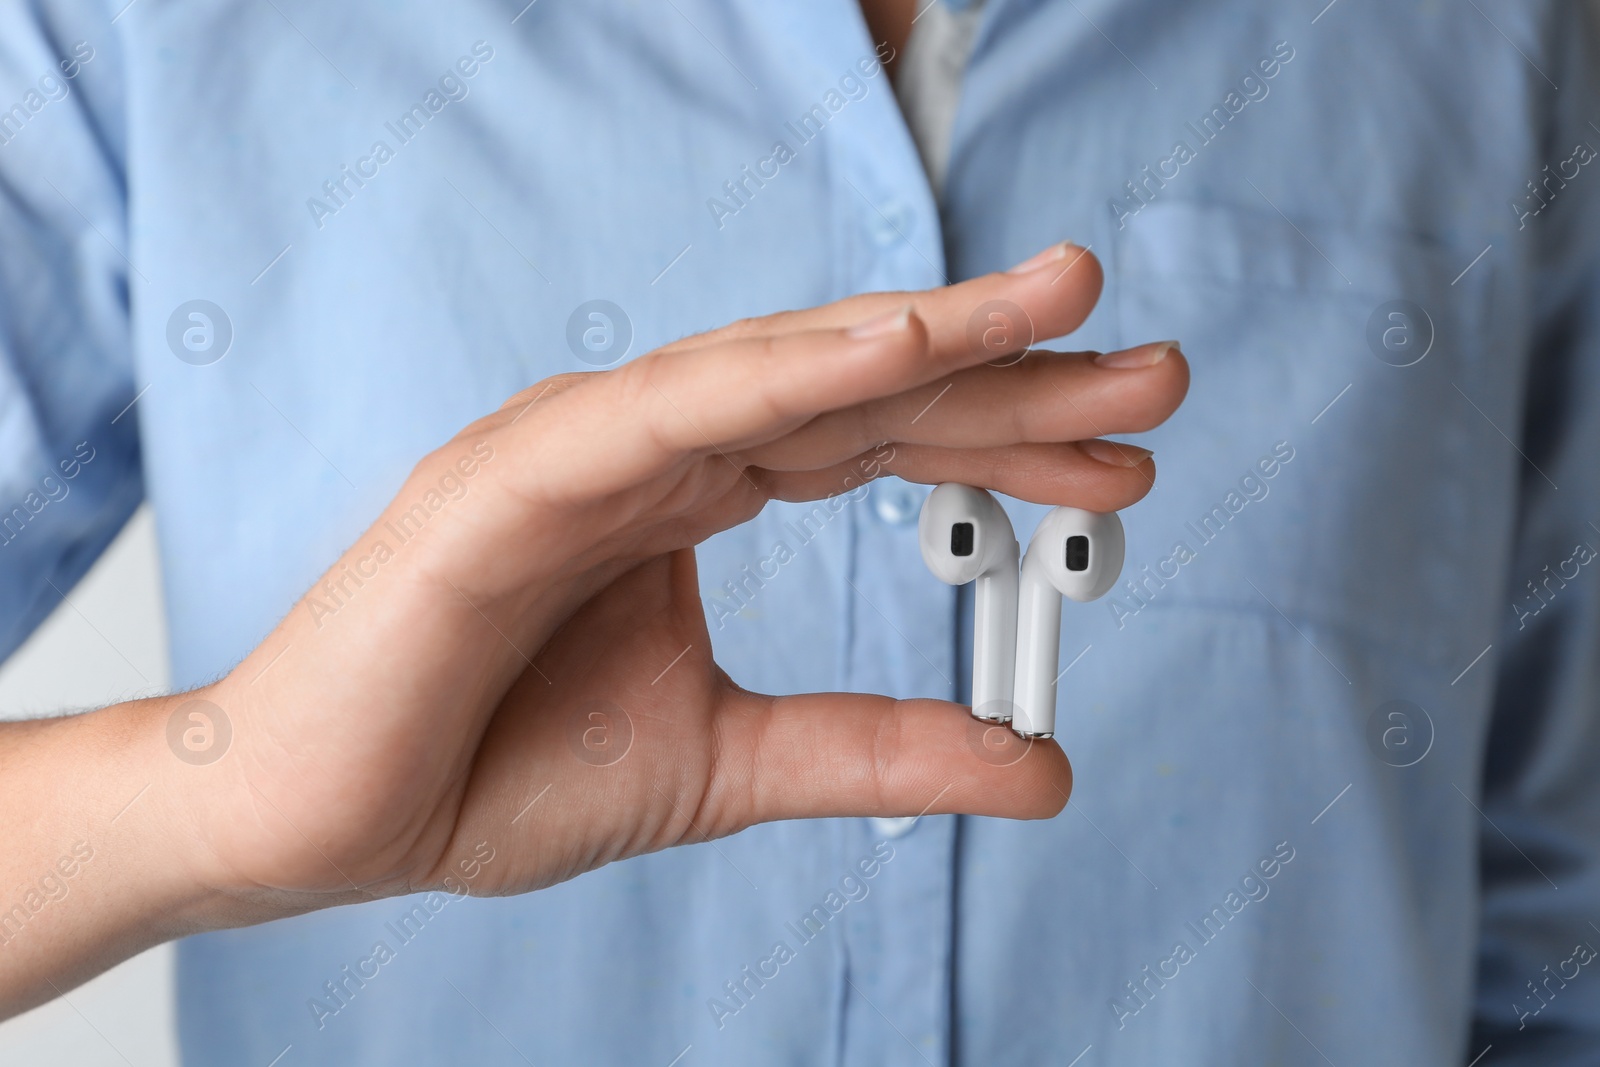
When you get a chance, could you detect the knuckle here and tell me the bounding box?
[696,687,761,837]
[727,312,777,337]
[690,312,785,349]
[497,372,589,412]
[866,704,902,809]
[617,355,691,455]
[745,335,800,424]
[1000,359,1062,441]
[851,396,883,452]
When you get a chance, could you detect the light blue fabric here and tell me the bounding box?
[4,0,1600,1063]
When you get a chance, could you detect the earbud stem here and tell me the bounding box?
[1012,564,1062,738]
[972,560,1019,721]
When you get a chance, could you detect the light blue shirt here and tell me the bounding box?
[5,1,1600,1063]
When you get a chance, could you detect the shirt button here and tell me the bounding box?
[872,480,922,526]
[869,200,914,246]
[870,817,919,839]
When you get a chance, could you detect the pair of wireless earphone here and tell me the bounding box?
[918,483,1125,739]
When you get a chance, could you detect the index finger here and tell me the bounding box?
[658,241,1104,368]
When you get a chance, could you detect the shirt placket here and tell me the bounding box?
[829,40,960,1066]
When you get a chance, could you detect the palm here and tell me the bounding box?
[439,546,731,895]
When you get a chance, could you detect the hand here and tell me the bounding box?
[0,243,1188,1012]
[178,242,1187,912]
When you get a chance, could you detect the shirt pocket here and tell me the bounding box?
[1111,198,1499,666]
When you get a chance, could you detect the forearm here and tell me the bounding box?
[0,694,227,1018]
[0,447,634,1023]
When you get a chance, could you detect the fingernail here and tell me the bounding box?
[1094,341,1178,369]
[1005,241,1076,274]
[848,305,912,338]
[1078,439,1153,468]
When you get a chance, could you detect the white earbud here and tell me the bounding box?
[1011,507,1125,739]
[918,484,1020,722]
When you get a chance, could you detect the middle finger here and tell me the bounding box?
[738,341,1187,472]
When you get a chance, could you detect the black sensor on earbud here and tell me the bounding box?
[951,522,975,557]
[1065,535,1089,572]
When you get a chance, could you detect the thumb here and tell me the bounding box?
[701,685,1073,832]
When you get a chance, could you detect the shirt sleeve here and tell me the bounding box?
[1468,6,1600,1061]
[0,0,142,664]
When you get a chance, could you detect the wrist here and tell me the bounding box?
[96,691,255,935]
[0,694,239,1014]
[143,680,382,929]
